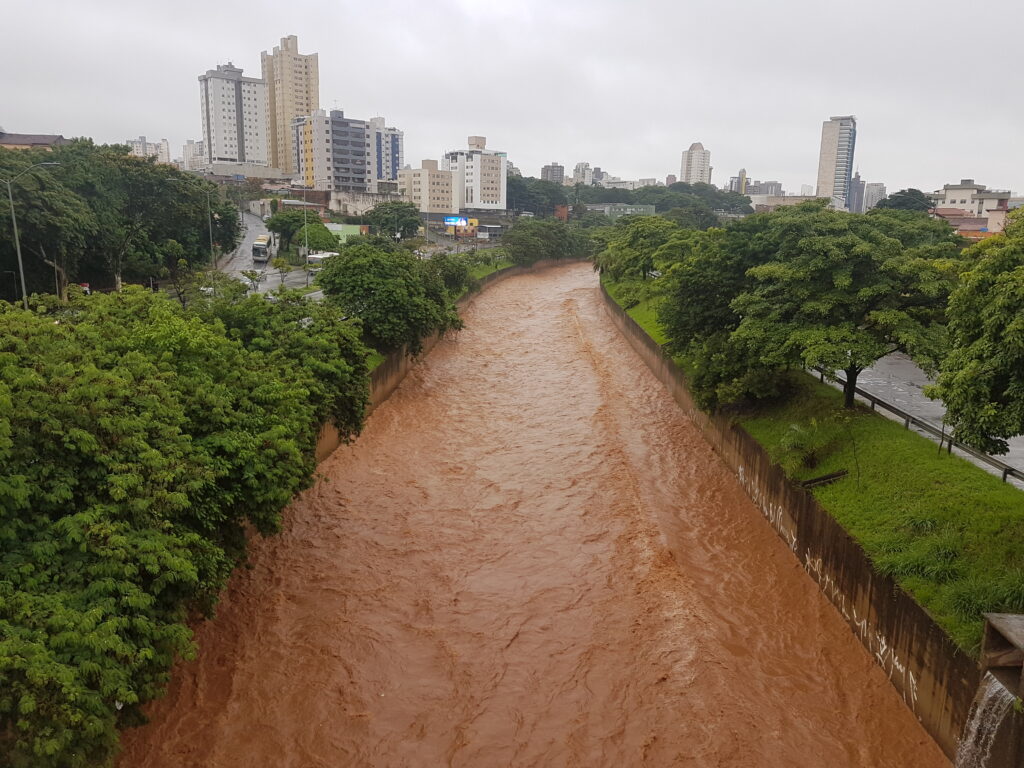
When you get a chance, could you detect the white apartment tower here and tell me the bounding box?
[398,159,456,214]
[262,35,319,175]
[680,142,712,184]
[443,136,508,211]
[198,64,268,167]
[181,139,206,171]
[572,162,594,186]
[367,117,404,193]
[863,182,887,211]
[815,115,857,208]
[127,136,171,164]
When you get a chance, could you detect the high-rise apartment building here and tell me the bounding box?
[815,115,857,208]
[293,109,369,193]
[198,63,268,167]
[262,35,319,175]
[680,142,712,184]
[800,184,815,197]
[572,162,593,186]
[666,174,677,186]
[127,136,171,164]
[541,162,565,184]
[180,139,206,171]
[863,182,887,211]
[367,117,404,193]
[847,171,866,213]
[443,136,507,211]
[398,159,456,214]
[728,168,748,194]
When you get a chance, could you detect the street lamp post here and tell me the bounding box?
[2,162,60,310]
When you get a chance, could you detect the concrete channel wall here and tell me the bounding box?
[597,282,981,762]
[315,260,580,462]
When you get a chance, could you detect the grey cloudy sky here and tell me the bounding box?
[3,0,1022,195]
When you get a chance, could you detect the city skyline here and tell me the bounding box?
[3,0,1023,196]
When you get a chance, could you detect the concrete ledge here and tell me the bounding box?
[598,280,979,761]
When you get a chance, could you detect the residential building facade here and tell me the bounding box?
[666,174,677,186]
[541,162,565,184]
[863,182,887,211]
[367,116,404,193]
[293,109,369,193]
[198,63,268,168]
[262,35,319,175]
[815,115,857,208]
[398,159,456,214]
[847,171,865,213]
[572,162,593,186]
[181,139,206,171]
[443,136,508,211]
[680,142,712,184]
[931,179,1011,217]
[127,135,171,164]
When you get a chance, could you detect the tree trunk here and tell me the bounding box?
[843,368,860,409]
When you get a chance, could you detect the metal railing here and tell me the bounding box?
[819,369,1024,484]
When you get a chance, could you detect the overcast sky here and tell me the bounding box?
[3,0,1022,195]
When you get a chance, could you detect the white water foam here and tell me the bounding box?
[956,672,1017,768]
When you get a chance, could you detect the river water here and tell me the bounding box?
[118,263,947,767]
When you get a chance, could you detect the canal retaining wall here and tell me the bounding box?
[597,282,981,762]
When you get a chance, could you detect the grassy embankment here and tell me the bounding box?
[603,278,1024,653]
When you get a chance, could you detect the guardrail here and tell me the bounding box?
[819,369,1024,484]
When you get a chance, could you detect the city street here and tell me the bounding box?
[223,211,319,293]
[848,353,1024,484]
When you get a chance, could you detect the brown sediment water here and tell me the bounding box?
[118,263,948,767]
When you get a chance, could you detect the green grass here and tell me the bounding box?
[469,258,513,281]
[603,277,1024,652]
[367,350,385,371]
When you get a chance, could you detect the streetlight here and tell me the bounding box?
[2,162,60,310]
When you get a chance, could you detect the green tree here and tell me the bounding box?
[502,218,591,265]
[365,201,420,240]
[931,211,1024,453]
[594,216,679,281]
[294,220,339,252]
[316,243,460,354]
[876,188,933,212]
[728,205,959,407]
[265,210,308,253]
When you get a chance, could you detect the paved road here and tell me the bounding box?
[223,212,318,293]
[849,353,1024,485]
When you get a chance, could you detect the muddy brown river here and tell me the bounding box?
[118,263,948,767]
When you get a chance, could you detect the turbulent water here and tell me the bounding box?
[956,672,1015,768]
[119,263,947,767]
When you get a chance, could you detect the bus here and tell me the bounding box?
[252,235,270,263]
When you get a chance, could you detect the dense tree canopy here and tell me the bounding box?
[316,242,461,355]
[876,188,934,212]
[932,211,1024,453]
[0,286,367,766]
[365,201,421,240]
[501,218,592,265]
[265,210,309,253]
[0,142,239,296]
[594,216,679,281]
[656,203,961,408]
[506,176,569,215]
[294,220,339,252]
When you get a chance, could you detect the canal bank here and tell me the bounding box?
[119,263,947,767]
